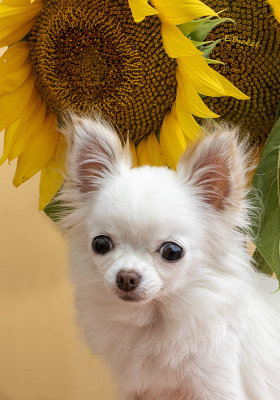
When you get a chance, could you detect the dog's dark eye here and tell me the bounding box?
[159,242,184,262]
[92,235,113,254]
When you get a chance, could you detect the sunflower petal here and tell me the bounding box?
[136,137,150,166]
[0,0,42,26]
[161,22,201,58]
[267,0,280,22]
[0,19,34,47]
[0,59,32,96]
[178,56,249,100]
[176,69,219,118]
[160,112,186,170]
[172,96,200,141]
[0,87,40,164]
[13,114,58,187]
[0,74,35,131]
[0,41,30,74]
[0,88,45,164]
[39,133,67,211]
[8,101,47,160]
[210,67,250,100]
[178,56,224,97]
[3,0,31,5]
[128,0,158,23]
[146,131,166,166]
[152,0,218,25]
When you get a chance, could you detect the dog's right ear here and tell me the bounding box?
[63,114,131,193]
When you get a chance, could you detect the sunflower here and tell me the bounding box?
[0,0,248,211]
[202,0,280,144]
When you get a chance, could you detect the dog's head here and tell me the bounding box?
[60,115,251,305]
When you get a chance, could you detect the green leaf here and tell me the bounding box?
[191,39,213,48]
[44,191,71,223]
[178,16,212,37]
[253,249,274,276]
[190,17,235,42]
[199,39,222,58]
[250,107,280,284]
[44,199,63,222]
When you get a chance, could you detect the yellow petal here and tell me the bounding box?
[0,19,34,47]
[0,88,45,164]
[176,69,219,118]
[178,56,249,100]
[146,132,166,166]
[0,0,42,26]
[0,59,32,96]
[173,92,200,141]
[210,67,250,100]
[136,137,150,166]
[0,41,30,74]
[8,100,46,160]
[13,114,58,187]
[152,0,218,25]
[178,56,224,97]
[39,133,67,211]
[267,0,280,22]
[130,142,138,167]
[0,73,35,131]
[3,0,31,5]
[161,22,201,58]
[160,112,186,170]
[128,0,158,22]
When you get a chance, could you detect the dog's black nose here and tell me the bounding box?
[116,270,141,292]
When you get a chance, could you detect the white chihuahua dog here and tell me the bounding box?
[59,115,280,400]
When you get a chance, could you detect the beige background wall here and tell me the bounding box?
[0,135,120,399]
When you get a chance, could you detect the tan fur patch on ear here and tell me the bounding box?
[78,140,116,193]
[62,114,131,194]
[177,125,252,214]
[194,152,231,211]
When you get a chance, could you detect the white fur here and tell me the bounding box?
[58,115,280,400]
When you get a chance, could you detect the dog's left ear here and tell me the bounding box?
[176,126,250,214]
[63,114,131,193]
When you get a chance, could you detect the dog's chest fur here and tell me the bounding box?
[75,284,247,400]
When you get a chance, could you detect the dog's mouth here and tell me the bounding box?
[118,294,141,302]
[115,290,147,303]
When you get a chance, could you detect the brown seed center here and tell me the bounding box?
[29,0,177,142]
